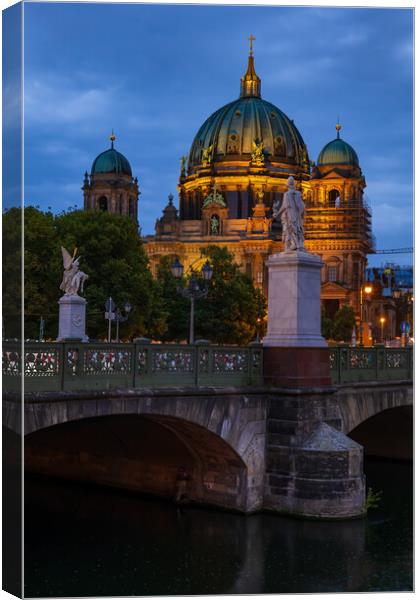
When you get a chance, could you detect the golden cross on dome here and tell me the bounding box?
[248,34,256,56]
[110,129,116,148]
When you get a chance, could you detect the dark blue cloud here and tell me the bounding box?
[23,4,413,265]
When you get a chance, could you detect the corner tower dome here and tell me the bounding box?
[317,123,359,167]
[91,132,132,176]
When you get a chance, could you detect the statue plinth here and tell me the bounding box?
[263,250,330,387]
[57,294,88,342]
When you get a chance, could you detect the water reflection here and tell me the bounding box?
[24,458,412,597]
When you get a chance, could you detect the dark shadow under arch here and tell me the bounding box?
[348,405,412,460]
[25,413,248,511]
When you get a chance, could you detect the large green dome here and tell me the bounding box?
[91,146,132,176]
[187,54,308,171]
[317,135,359,167]
[188,96,308,168]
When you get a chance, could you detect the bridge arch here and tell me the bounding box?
[22,391,267,513]
[337,383,413,460]
[337,383,412,434]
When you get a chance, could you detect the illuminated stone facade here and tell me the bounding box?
[144,48,375,320]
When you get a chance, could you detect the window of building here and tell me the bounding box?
[98,196,108,211]
[328,266,337,282]
[328,189,340,207]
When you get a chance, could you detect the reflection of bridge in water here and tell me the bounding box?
[3,341,413,519]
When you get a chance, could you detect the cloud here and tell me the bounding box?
[25,78,119,125]
[265,56,338,87]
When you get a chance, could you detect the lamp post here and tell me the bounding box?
[379,316,385,343]
[115,301,132,342]
[255,317,262,343]
[171,258,213,344]
[359,284,372,346]
[104,297,131,342]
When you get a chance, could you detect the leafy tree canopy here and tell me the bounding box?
[155,255,190,342]
[331,305,356,342]
[194,245,266,345]
[4,207,164,340]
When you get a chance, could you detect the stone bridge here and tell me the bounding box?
[3,375,412,519]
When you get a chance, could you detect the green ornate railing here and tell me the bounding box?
[329,345,413,384]
[2,342,412,393]
[2,341,264,393]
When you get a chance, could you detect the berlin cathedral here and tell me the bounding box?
[83,41,376,325]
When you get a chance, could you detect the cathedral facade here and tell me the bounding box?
[84,44,375,324]
[143,46,374,319]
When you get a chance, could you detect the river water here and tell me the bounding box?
[24,458,412,597]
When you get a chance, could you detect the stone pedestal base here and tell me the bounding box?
[264,346,331,387]
[57,294,88,342]
[263,250,326,348]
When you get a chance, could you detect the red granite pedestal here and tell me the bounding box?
[263,346,331,388]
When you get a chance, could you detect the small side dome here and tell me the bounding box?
[317,124,359,167]
[91,132,132,176]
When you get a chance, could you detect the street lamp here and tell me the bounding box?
[171,258,213,344]
[255,317,262,343]
[115,301,132,342]
[104,297,131,342]
[379,316,386,343]
[359,284,372,346]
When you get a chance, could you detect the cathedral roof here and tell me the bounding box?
[187,49,308,172]
[91,133,132,176]
[317,124,359,167]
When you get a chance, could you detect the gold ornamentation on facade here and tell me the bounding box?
[251,140,265,166]
[201,145,213,167]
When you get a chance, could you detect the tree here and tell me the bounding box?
[332,305,356,342]
[54,209,164,339]
[3,207,61,340]
[321,310,333,340]
[155,255,190,342]
[193,246,266,345]
[5,207,166,340]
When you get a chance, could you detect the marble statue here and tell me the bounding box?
[273,176,305,251]
[60,247,89,296]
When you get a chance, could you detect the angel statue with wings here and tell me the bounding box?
[60,247,89,296]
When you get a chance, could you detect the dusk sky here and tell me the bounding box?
[21,3,413,266]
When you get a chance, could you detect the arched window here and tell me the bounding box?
[328,189,340,207]
[129,198,134,216]
[98,196,108,211]
[119,195,123,214]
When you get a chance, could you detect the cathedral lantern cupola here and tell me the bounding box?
[83,131,139,222]
[240,34,261,98]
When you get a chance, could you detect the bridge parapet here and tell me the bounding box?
[329,346,413,385]
[3,341,264,393]
[2,342,412,393]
